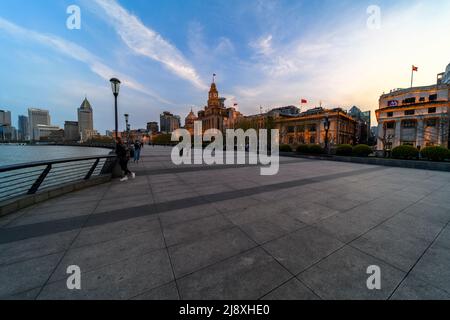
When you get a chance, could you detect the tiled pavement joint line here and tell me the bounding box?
[146,171,182,301]
[212,200,324,300]
[35,184,111,300]
[287,187,443,300]
[387,219,450,300]
[0,166,388,245]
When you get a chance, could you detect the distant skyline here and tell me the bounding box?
[1,0,450,133]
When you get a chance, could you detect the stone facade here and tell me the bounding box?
[376,79,450,151]
[276,108,357,146]
[197,81,242,132]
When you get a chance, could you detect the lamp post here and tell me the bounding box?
[110,78,121,142]
[324,115,331,154]
[124,113,129,143]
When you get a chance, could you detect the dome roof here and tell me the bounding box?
[80,97,92,110]
[186,109,197,120]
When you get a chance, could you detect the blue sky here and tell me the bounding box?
[1,0,450,133]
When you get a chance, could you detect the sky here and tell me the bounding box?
[0,0,449,133]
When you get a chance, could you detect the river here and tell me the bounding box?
[0,145,112,166]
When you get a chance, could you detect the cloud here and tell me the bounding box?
[0,17,172,105]
[93,0,208,90]
[238,1,450,122]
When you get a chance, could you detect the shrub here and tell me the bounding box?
[279,144,292,152]
[421,146,449,162]
[308,144,324,155]
[352,144,373,157]
[392,145,419,160]
[336,144,353,156]
[296,144,310,154]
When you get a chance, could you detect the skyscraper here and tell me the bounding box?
[28,108,51,141]
[18,115,29,141]
[0,110,12,126]
[78,97,94,142]
[160,112,181,133]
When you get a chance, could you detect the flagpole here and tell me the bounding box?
[411,67,414,88]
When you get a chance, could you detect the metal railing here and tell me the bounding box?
[0,155,117,202]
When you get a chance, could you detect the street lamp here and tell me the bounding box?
[124,114,130,143]
[324,115,331,154]
[110,78,121,141]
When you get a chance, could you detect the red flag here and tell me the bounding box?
[412,65,418,72]
[301,99,308,104]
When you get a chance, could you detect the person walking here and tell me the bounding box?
[133,140,142,163]
[115,137,135,182]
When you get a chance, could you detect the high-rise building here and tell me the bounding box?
[0,110,12,126]
[147,122,159,134]
[0,110,13,141]
[28,108,51,141]
[18,115,29,141]
[78,97,94,142]
[64,121,80,142]
[160,112,181,133]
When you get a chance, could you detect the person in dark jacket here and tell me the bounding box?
[133,140,142,163]
[116,137,135,181]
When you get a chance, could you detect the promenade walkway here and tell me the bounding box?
[0,146,449,300]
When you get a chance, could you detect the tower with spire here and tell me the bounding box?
[77,97,94,142]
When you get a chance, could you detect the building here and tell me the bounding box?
[196,80,243,132]
[348,106,371,144]
[64,121,80,142]
[184,109,198,135]
[160,112,181,134]
[33,124,62,141]
[0,110,13,142]
[18,115,29,141]
[276,107,357,146]
[0,110,12,126]
[147,122,159,134]
[78,98,94,142]
[28,108,51,141]
[376,63,450,151]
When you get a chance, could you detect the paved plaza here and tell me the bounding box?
[0,146,450,300]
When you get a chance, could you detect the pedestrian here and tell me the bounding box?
[115,137,135,182]
[134,140,142,163]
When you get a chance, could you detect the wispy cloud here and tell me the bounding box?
[0,17,172,105]
[93,0,207,90]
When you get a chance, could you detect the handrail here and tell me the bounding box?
[0,154,117,173]
[0,154,118,203]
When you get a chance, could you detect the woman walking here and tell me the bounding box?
[115,137,135,182]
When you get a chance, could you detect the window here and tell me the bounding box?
[308,125,317,132]
[405,110,415,116]
[297,125,305,132]
[419,97,426,102]
[287,126,295,133]
[402,120,416,128]
[387,112,394,117]
[428,107,436,114]
[386,122,395,129]
[429,94,438,101]
[402,98,416,104]
[426,119,437,127]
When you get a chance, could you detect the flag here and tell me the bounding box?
[301,99,308,104]
[412,65,418,72]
